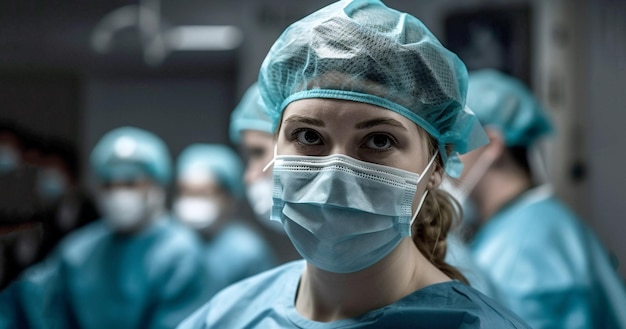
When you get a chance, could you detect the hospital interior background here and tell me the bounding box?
[0,0,625,280]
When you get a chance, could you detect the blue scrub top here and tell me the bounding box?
[471,185,626,329]
[0,256,62,329]
[178,260,530,329]
[1,216,213,329]
[200,222,275,296]
[445,232,497,299]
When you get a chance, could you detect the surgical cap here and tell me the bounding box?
[90,126,172,185]
[177,144,244,199]
[258,0,488,177]
[229,83,273,144]
[467,69,553,147]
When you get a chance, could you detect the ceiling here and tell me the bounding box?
[0,0,324,76]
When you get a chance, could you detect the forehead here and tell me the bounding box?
[282,98,415,126]
[242,130,274,146]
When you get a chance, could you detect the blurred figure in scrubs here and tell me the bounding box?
[173,143,275,295]
[0,122,45,289]
[34,138,99,258]
[178,1,530,328]
[229,83,300,262]
[459,69,626,328]
[31,126,209,329]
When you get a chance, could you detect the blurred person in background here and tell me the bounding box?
[174,143,275,296]
[0,121,45,289]
[33,138,100,258]
[0,121,41,227]
[455,69,626,328]
[229,82,300,263]
[0,126,211,329]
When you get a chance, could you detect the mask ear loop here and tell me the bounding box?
[408,151,445,259]
[262,144,277,173]
[409,150,439,229]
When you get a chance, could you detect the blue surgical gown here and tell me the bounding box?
[445,232,497,299]
[471,185,626,329]
[177,259,530,329]
[0,257,62,329]
[200,222,275,296]
[1,216,213,329]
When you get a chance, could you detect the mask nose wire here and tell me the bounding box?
[262,144,277,173]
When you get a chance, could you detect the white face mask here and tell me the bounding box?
[246,175,284,233]
[100,187,163,232]
[174,197,220,230]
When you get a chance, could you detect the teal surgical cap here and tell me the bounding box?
[467,69,553,147]
[229,83,273,144]
[258,0,488,177]
[90,126,172,185]
[177,144,244,199]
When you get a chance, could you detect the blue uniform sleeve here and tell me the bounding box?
[477,206,596,328]
[147,231,214,329]
[0,253,72,329]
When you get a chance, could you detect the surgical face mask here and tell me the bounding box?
[174,197,220,230]
[271,152,437,273]
[0,145,19,174]
[99,187,162,232]
[37,168,68,202]
[246,175,284,233]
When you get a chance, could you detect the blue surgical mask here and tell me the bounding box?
[271,152,437,273]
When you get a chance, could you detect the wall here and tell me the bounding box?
[587,0,626,277]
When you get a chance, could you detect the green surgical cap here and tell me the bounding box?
[90,126,172,185]
[467,69,553,147]
[176,144,244,199]
[229,83,273,144]
[258,0,488,177]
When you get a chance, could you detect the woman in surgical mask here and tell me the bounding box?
[178,1,530,328]
[173,144,275,295]
[229,83,301,263]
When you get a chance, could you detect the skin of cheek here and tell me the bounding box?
[242,130,275,185]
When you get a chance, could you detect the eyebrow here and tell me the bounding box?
[283,115,325,127]
[355,118,407,130]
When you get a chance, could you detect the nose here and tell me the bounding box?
[244,165,260,186]
[328,143,357,159]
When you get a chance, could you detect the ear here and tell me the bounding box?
[427,163,444,190]
[483,128,506,158]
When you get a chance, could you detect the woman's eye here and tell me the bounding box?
[364,134,394,150]
[295,129,322,145]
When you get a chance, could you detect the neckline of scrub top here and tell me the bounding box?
[489,184,553,221]
[109,213,170,241]
[284,267,461,329]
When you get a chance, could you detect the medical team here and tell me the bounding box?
[1,0,625,328]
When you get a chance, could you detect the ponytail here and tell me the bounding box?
[411,138,468,284]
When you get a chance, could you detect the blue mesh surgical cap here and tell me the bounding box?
[467,69,553,147]
[229,83,273,144]
[176,144,244,199]
[258,0,488,177]
[90,126,172,185]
